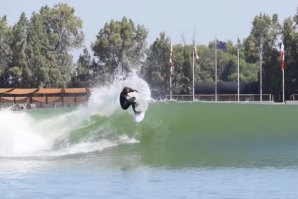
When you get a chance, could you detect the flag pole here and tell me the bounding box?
[237,44,240,102]
[282,68,285,103]
[170,72,172,100]
[281,43,285,103]
[192,42,195,101]
[215,38,218,102]
[169,42,173,100]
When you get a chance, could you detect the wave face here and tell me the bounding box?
[1,78,298,167]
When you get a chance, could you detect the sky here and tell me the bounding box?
[1,0,297,57]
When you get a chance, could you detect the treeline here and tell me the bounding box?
[0,4,84,88]
[0,4,297,100]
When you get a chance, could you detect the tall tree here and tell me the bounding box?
[244,13,281,99]
[92,17,148,82]
[8,12,29,87]
[73,48,94,87]
[26,3,84,88]
[0,16,12,87]
[142,32,171,97]
[178,44,192,94]
[26,13,50,87]
[282,7,298,96]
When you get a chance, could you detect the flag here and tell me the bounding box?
[280,43,285,71]
[169,43,174,76]
[193,41,199,61]
[216,39,227,50]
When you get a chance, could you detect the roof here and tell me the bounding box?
[0,88,13,94]
[0,88,89,95]
[6,88,38,95]
[35,88,63,94]
[64,88,88,94]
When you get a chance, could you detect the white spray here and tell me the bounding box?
[0,73,151,157]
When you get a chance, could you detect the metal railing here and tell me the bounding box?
[166,94,273,102]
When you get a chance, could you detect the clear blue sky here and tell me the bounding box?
[1,0,297,52]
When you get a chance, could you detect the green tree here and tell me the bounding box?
[219,40,258,82]
[244,13,281,99]
[73,48,94,87]
[142,32,171,97]
[26,12,50,87]
[195,45,214,82]
[92,17,148,82]
[282,7,298,96]
[8,12,29,87]
[177,44,192,94]
[26,3,84,88]
[0,16,12,87]
[171,44,189,94]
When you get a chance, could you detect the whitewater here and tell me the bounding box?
[0,74,151,157]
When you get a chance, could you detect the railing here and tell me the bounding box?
[290,94,298,101]
[166,94,273,102]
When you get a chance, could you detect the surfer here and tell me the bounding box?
[119,87,140,114]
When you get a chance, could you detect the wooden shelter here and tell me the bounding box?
[0,88,90,109]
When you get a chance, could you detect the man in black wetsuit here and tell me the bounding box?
[119,87,140,114]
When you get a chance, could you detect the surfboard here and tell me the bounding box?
[127,91,146,122]
[134,111,145,123]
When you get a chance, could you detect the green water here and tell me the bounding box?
[2,102,298,198]
[27,102,298,168]
[136,102,298,168]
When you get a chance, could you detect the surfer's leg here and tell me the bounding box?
[132,103,141,114]
[127,96,136,103]
[121,100,131,110]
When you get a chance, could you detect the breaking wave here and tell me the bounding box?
[0,73,151,157]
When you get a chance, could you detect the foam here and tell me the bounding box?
[0,73,151,157]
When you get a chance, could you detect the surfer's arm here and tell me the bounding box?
[126,88,137,93]
[121,93,135,102]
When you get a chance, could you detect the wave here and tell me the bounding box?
[2,75,298,168]
[0,73,151,158]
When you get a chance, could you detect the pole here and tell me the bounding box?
[215,40,218,102]
[282,69,285,103]
[259,36,263,102]
[192,47,195,101]
[169,42,173,100]
[237,47,240,102]
[281,42,285,104]
[170,74,172,100]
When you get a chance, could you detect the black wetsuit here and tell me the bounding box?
[119,87,138,113]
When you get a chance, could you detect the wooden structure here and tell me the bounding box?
[0,88,90,109]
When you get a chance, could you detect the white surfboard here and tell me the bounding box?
[127,91,146,122]
[134,111,145,122]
